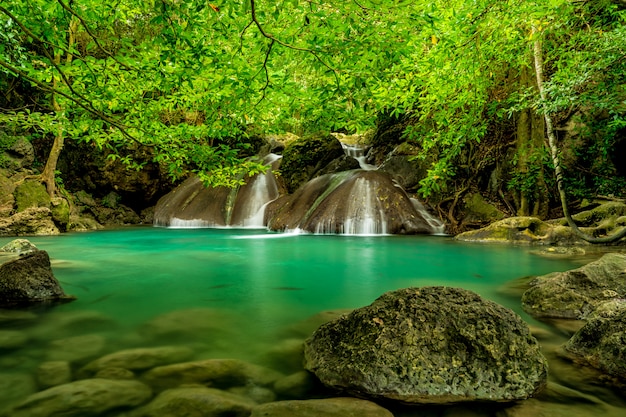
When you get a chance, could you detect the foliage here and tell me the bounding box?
[0,0,624,195]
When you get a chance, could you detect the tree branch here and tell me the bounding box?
[249,0,337,73]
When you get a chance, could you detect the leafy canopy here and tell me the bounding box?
[0,0,624,192]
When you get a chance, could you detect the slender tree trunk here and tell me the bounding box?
[41,17,78,197]
[532,26,626,243]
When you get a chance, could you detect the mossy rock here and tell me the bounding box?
[462,193,505,223]
[50,198,70,230]
[279,134,344,193]
[14,181,50,213]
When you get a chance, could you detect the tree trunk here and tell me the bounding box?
[532,26,626,243]
[514,66,549,217]
[41,17,78,197]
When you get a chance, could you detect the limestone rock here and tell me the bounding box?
[125,386,256,417]
[14,180,50,213]
[455,216,579,245]
[0,239,38,254]
[250,397,394,417]
[304,287,548,404]
[142,358,284,391]
[521,253,626,319]
[36,361,72,389]
[279,134,345,193]
[0,330,29,350]
[46,334,107,363]
[266,170,434,234]
[0,250,73,308]
[4,378,152,417]
[79,346,194,376]
[139,307,235,343]
[0,207,60,236]
[273,371,319,399]
[562,301,626,379]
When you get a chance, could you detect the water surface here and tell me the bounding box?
[1,227,624,416]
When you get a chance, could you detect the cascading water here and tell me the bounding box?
[231,154,281,227]
[341,143,377,171]
[340,177,388,235]
[411,198,446,235]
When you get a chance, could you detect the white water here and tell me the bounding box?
[234,154,281,228]
[341,143,377,171]
[411,198,446,235]
[168,218,214,228]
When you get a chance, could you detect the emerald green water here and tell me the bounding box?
[1,227,625,416]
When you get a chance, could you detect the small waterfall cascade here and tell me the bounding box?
[341,143,377,171]
[154,154,281,228]
[331,176,387,235]
[231,154,282,227]
[266,170,436,235]
[411,198,446,235]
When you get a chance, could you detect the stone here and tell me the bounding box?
[4,378,152,417]
[139,307,236,343]
[14,180,50,213]
[0,309,37,324]
[228,385,276,404]
[94,367,135,380]
[125,386,256,417]
[304,287,548,404]
[455,216,580,245]
[462,193,506,224]
[0,250,73,308]
[0,207,60,236]
[521,253,626,319]
[249,397,394,417]
[29,310,116,340]
[46,334,107,362]
[273,371,319,399]
[0,330,29,350]
[260,338,304,374]
[142,358,284,392]
[0,373,36,411]
[36,361,72,389]
[562,301,626,380]
[0,239,38,254]
[266,170,434,234]
[79,346,195,376]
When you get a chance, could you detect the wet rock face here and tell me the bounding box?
[0,249,73,308]
[303,287,548,404]
[266,170,433,234]
[563,301,626,380]
[522,253,626,319]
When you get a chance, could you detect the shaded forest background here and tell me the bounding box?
[1,0,625,233]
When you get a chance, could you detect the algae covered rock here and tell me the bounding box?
[250,397,394,417]
[562,301,626,380]
[303,286,547,404]
[0,250,74,308]
[455,216,578,244]
[522,253,626,319]
[4,378,152,417]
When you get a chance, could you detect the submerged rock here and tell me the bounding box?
[4,378,152,417]
[521,253,626,319]
[0,250,74,308]
[303,287,547,404]
[79,346,195,377]
[250,397,394,417]
[126,386,256,417]
[0,239,38,254]
[142,358,284,392]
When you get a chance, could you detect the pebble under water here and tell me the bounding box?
[0,227,625,416]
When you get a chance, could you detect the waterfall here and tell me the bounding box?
[341,177,388,235]
[341,143,377,171]
[228,154,282,228]
[411,199,446,235]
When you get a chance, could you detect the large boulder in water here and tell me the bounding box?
[0,248,74,308]
[522,253,626,319]
[303,287,548,404]
[266,170,435,234]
